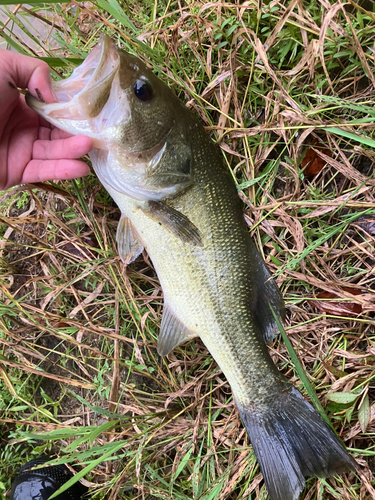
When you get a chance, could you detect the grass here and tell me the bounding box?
[0,0,375,498]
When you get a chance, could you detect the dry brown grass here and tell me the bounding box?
[0,0,374,499]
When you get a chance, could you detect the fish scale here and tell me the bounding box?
[94,115,282,406]
[26,34,357,500]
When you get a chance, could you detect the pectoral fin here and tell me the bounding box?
[142,200,203,246]
[116,215,144,264]
[250,241,285,343]
[157,302,198,356]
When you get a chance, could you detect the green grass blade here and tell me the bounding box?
[40,56,84,67]
[269,305,332,428]
[0,27,29,54]
[278,208,373,274]
[323,127,375,148]
[95,0,136,32]
[48,441,126,499]
[310,95,375,117]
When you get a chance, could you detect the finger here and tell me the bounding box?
[38,126,52,141]
[21,159,91,184]
[50,128,75,140]
[33,135,94,160]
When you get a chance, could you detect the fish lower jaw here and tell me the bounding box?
[26,93,94,138]
[37,98,89,121]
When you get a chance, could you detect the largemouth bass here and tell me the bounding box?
[27,35,356,500]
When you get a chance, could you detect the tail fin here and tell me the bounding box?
[237,387,356,500]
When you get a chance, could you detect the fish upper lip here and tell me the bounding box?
[27,34,119,119]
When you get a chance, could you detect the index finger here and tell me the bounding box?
[33,135,94,160]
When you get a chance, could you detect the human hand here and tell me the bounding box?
[0,50,93,191]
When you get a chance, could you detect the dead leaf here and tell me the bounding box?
[68,281,105,318]
[344,403,375,440]
[308,288,363,317]
[302,138,332,178]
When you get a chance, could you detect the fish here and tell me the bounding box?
[26,35,357,500]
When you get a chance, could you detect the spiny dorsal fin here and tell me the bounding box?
[142,200,203,247]
[116,215,144,264]
[157,302,198,356]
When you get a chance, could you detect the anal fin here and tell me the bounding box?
[157,302,198,356]
[116,215,144,264]
[142,200,203,247]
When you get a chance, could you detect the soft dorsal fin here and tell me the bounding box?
[250,241,285,343]
[116,215,144,264]
[141,200,203,246]
[157,302,198,356]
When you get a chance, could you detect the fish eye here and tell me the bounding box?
[133,79,153,101]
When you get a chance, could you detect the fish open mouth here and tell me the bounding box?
[26,35,120,123]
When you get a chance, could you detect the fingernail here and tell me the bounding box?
[35,88,45,103]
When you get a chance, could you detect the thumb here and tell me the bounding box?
[0,49,56,104]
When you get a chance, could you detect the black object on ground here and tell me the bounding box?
[9,456,88,500]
